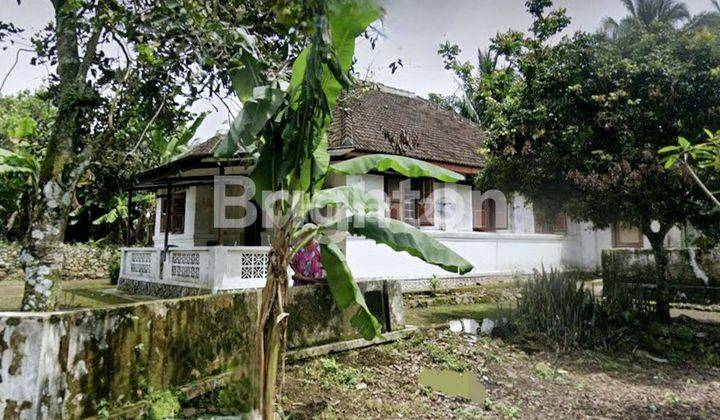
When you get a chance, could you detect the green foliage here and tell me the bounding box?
[303,357,374,388]
[423,342,471,372]
[147,390,181,420]
[329,154,466,183]
[320,242,383,340]
[215,378,253,414]
[310,186,388,215]
[108,253,121,286]
[511,269,654,351]
[513,269,602,350]
[450,1,720,319]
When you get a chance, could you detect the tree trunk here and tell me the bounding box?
[645,226,672,323]
[257,219,294,419]
[20,1,89,310]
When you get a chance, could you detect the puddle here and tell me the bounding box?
[419,369,487,403]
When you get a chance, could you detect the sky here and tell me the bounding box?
[0,0,717,140]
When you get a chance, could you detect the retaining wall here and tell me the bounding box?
[0,243,118,282]
[0,280,404,419]
[602,248,720,304]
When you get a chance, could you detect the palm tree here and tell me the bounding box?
[685,0,720,30]
[601,0,690,37]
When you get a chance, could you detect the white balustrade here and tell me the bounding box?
[119,246,271,292]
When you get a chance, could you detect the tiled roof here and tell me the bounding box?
[328,84,485,168]
[178,84,486,167]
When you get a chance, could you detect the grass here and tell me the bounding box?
[405,302,507,326]
[0,279,155,311]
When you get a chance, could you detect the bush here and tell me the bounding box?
[108,254,121,285]
[511,268,652,351]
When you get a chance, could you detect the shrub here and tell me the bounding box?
[512,268,599,350]
[147,390,181,420]
[511,268,653,351]
[108,254,121,285]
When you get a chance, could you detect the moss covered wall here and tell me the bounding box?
[0,291,261,419]
[602,248,720,304]
[0,280,405,418]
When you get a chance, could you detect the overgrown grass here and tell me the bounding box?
[511,268,653,351]
[302,357,374,388]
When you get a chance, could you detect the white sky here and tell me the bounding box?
[0,0,716,139]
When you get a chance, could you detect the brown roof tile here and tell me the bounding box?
[177,84,485,169]
[328,84,485,168]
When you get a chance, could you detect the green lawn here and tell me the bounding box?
[0,279,156,311]
[405,302,511,327]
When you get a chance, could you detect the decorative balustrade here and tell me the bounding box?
[120,248,160,281]
[119,246,272,291]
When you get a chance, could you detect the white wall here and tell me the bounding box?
[345,232,566,279]
[337,174,685,278]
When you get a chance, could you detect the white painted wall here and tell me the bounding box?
[345,232,566,279]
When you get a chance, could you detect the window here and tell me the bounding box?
[412,178,434,226]
[473,199,496,232]
[160,190,186,234]
[612,223,643,248]
[534,213,568,234]
[384,176,434,226]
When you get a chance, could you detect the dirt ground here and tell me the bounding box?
[277,327,720,419]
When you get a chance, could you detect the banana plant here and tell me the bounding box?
[215,1,472,417]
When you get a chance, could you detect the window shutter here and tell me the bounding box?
[384,176,402,221]
[159,197,167,233]
[552,213,568,233]
[171,191,186,233]
[473,198,485,231]
[413,178,434,227]
[495,200,508,230]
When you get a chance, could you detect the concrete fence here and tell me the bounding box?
[0,280,404,419]
[602,248,720,304]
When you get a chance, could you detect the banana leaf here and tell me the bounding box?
[325,214,473,274]
[310,186,388,215]
[330,154,465,183]
[320,242,383,340]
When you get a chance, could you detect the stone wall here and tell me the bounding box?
[602,248,720,304]
[0,243,118,282]
[0,280,405,419]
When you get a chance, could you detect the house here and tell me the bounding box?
[118,84,683,296]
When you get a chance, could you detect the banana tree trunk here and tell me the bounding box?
[257,219,294,419]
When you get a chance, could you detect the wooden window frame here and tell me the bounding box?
[611,223,644,248]
[474,198,497,232]
[534,213,568,234]
[412,178,434,227]
[159,190,186,234]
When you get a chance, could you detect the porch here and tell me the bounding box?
[119,246,271,293]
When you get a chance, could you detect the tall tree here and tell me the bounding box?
[1,0,302,310]
[470,0,720,321]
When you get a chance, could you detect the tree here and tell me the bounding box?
[600,0,690,37]
[430,42,504,123]
[0,91,55,240]
[2,0,303,310]
[215,1,472,416]
[470,0,720,321]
